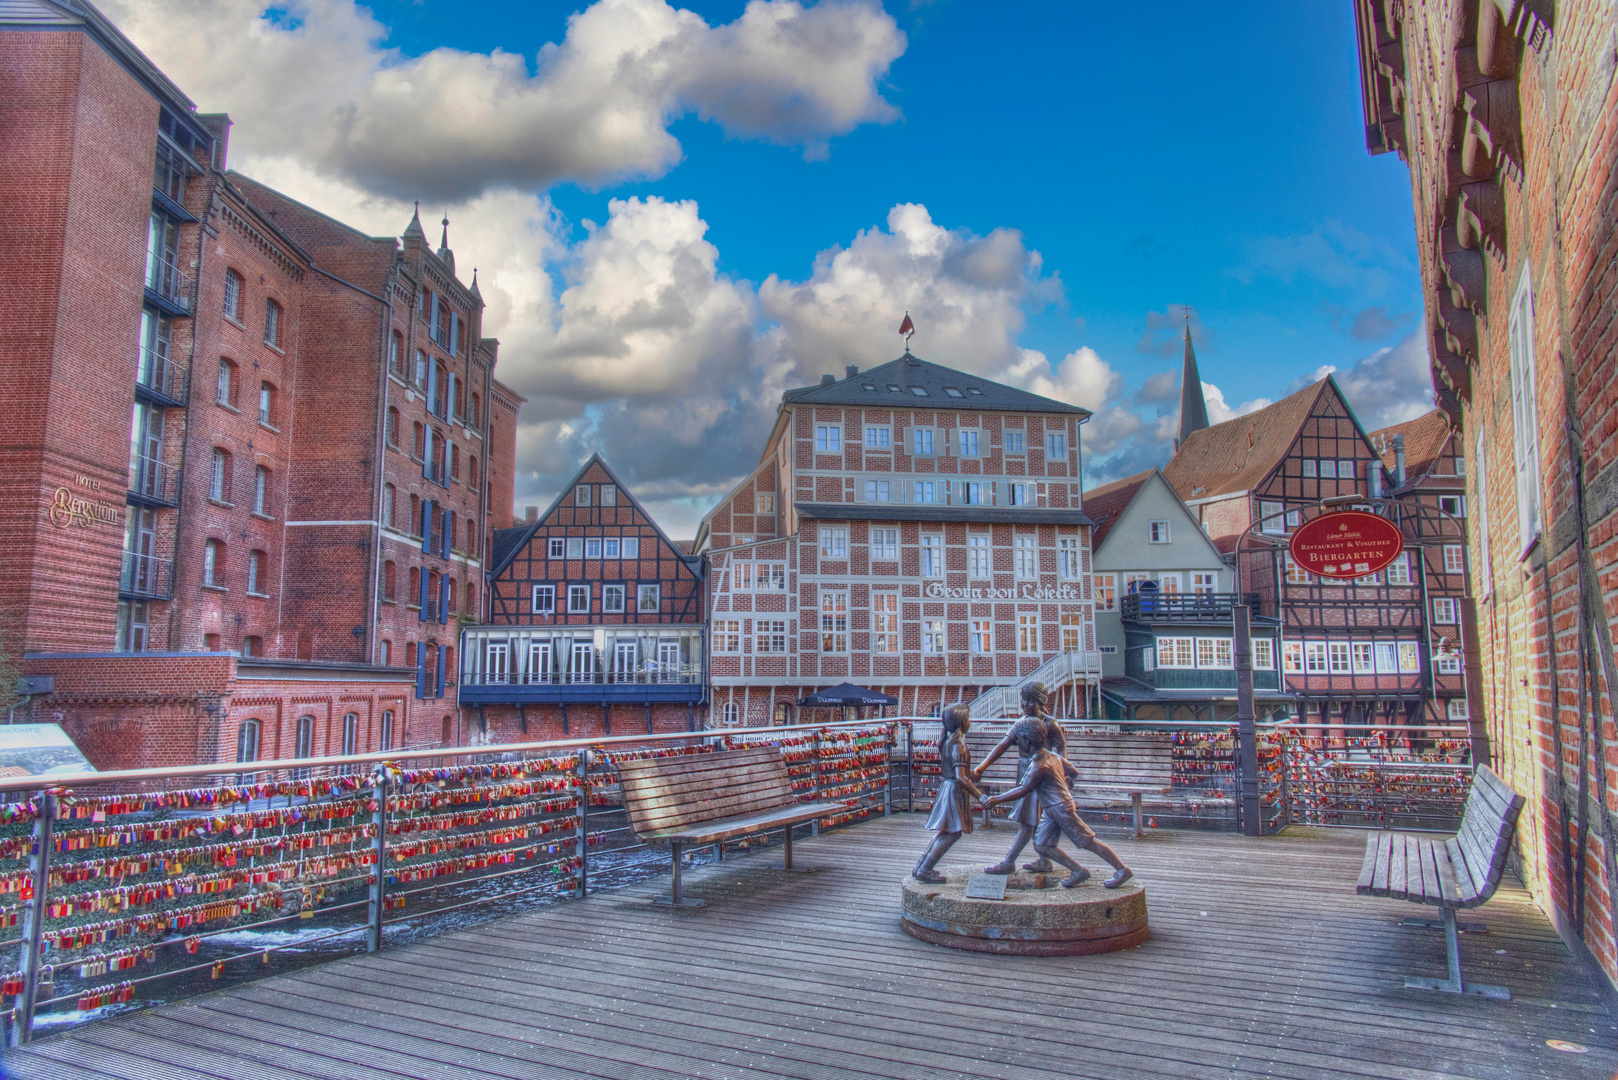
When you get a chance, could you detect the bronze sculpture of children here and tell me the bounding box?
[911,704,984,884]
[972,681,1066,873]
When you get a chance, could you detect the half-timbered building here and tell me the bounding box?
[1164,379,1475,740]
[695,352,1103,726]
[458,456,705,739]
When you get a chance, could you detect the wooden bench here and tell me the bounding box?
[1355,764,1525,999]
[617,745,844,907]
[967,729,1173,837]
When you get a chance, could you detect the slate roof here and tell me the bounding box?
[1368,409,1453,480]
[1080,468,1154,548]
[1164,378,1334,502]
[796,503,1093,527]
[782,352,1092,416]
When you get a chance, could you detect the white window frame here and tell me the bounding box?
[1386,553,1412,585]
[1328,642,1351,673]
[1148,520,1171,543]
[755,620,787,654]
[575,484,591,507]
[1005,430,1026,456]
[532,584,555,613]
[600,484,616,507]
[1015,535,1037,580]
[1302,459,1318,478]
[602,584,626,613]
[922,619,946,654]
[1432,597,1458,624]
[1305,642,1328,673]
[864,425,892,450]
[1397,641,1421,673]
[968,535,991,579]
[1443,545,1465,573]
[548,538,565,559]
[914,480,936,504]
[1374,641,1398,674]
[714,620,741,653]
[568,584,590,612]
[970,619,993,654]
[566,537,584,559]
[814,424,842,454]
[1252,638,1274,670]
[755,492,775,514]
[1447,698,1470,720]
[1058,538,1081,579]
[1352,642,1374,674]
[1282,642,1303,673]
[913,428,935,457]
[820,591,848,653]
[1046,432,1067,458]
[865,479,892,503]
[1156,637,1194,668]
[1508,266,1543,552]
[1439,495,1466,518]
[958,429,981,457]
[1017,612,1039,654]
[1061,613,1083,652]
[637,584,660,612]
[622,537,640,560]
[921,535,943,577]
[1191,571,1218,594]
[873,592,900,653]
[871,528,899,560]
[1093,572,1116,611]
[820,527,848,559]
[1260,500,1286,535]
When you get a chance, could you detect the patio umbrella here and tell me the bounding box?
[797,683,898,708]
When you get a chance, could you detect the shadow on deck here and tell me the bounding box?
[5,817,1615,1080]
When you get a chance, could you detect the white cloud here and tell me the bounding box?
[1237,220,1417,301]
[102,0,904,201]
[1202,382,1272,425]
[1287,332,1434,431]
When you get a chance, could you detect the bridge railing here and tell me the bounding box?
[0,719,896,1047]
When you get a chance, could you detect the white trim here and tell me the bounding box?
[286,520,379,527]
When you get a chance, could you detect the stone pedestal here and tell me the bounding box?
[900,866,1149,956]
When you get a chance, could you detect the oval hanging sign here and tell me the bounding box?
[1288,510,1404,579]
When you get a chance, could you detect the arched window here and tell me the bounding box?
[217,359,236,406]
[264,299,283,347]
[253,465,270,515]
[445,645,455,686]
[383,560,396,601]
[440,714,453,746]
[380,709,394,751]
[409,494,421,535]
[470,393,482,427]
[294,714,315,779]
[448,577,458,612]
[413,422,424,458]
[243,635,262,657]
[465,580,477,615]
[467,454,479,491]
[387,406,401,447]
[408,565,420,603]
[223,269,243,321]
[247,549,266,595]
[432,428,445,474]
[342,712,358,756]
[450,442,461,480]
[414,349,427,386]
[203,538,224,587]
[236,718,260,763]
[406,641,417,667]
[381,483,395,528]
[722,702,740,726]
[258,381,275,426]
[379,639,392,665]
[203,632,220,651]
[389,331,404,376]
[773,702,792,727]
[210,447,231,501]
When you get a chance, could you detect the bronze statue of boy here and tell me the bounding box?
[972,681,1067,873]
[981,717,1133,889]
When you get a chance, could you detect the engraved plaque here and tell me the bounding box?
[965,873,1009,900]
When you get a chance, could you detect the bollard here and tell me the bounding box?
[576,749,591,897]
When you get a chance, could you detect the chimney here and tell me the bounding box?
[845,364,859,379]
[1367,460,1382,499]
[525,505,538,523]
[820,374,836,386]
[1391,434,1406,486]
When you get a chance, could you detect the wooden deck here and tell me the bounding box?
[7,816,1616,1080]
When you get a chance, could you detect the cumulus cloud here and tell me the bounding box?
[1135,303,1207,359]
[102,0,905,201]
[1202,382,1272,425]
[1288,332,1435,431]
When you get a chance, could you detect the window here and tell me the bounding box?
[968,535,991,578]
[921,535,943,577]
[389,331,404,377]
[216,360,236,406]
[566,537,584,558]
[1047,432,1066,458]
[1005,431,1025,455]
[1157,637,1194,667]
[944,387,964,398]
[1447,698,1469,720]
[1439,495,1466,518]
[622,537,639,559]
[1328,642,1350,673]
[1282,642,1303,672]
[223,269,242,320]
[1374,642,1398,673]
[722,702,740,726]
[1284,554,1312,585]
[923,620,946,654]
[1303,459,1317,478]
[604,538,620,559]
[1252,639,1274,670]
[379,710,394,751]
[1007,482,1032,506]
[865,479,892,502]
[203,538,223,587]
[528,585,556,617]
[548,538,565,559]
[449,443,461,481]
[1508,267,1543,550]
[264,299,282,347]
[568,584,590,612]
[412,421,425,459]
[1017,613,1039,653]
[247,549,266,595]
[586,538,602,559]
[756,621,787,653]
[1352,643,1374,674]
[959,481,983,505]
[913,428,934,456]
[381,484,395,529]
[1386,554,1412,585]
[637,584,660,612]
[236,719,260,764]
[910,386,928,396]
[248,465,268,515]
[820,527,848,559]
[1094,573,1116,611]
[413,350,427,386]
[1158,573,1181,595]
[1339,461,1355,481]
[602,584,626,613]
[1059,538,1081,579]
[865,426,891,450]
[575,484,591,507]
[1061,613,1083,652]
[755,492,775,514]
[814,424,841,453]
[715,620,741,652]
[1015,536,1037,579]
[258,382,274,426]
[871,528,898,560]
[1432,597,1458,624]
[873,593,899,653]
[1148,520,1171,543]
[210,447,231,501]
[1475,428,1493,597]
[1321,460,1339,479]
[1397,642,1421,673]
[1305,642,1328,673]
[971,619,993,654]
[914,481,936,504]
[958,430,980,457]
[599,484,616,507]
[468,455,479,491]
[1192,571,1217,594]
[1437,651,1462,675]
[820,591,848,652]
[1259,501,1286,535]
[295,715,314,763]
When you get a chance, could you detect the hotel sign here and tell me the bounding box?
[1288,510,1403,579]
[924,583,1082,601]
[48,475,123,530]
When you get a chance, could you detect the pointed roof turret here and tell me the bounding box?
[1177,315,1211,447]
[437,213,455,274]
[468,267,482,301]
[402,201,426,240]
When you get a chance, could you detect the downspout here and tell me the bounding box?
[366,264,397,664]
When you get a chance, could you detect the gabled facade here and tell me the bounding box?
[1165,379,1474,735]
[459,456,705,739]
[697,352,1102,725]
[1086,468,1289,723]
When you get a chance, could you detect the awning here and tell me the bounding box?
[797,682,899,708]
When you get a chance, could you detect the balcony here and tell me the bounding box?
[127,455,179,507]
[119,551,173,600]
[458,665,705,706]
[144,254,194,316]
[1121,591,1262,624]
[135,346,187,407]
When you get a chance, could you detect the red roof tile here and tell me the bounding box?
[1163,380,1332,501]
[1083,468,1155,548]
[1368,410,1453,479]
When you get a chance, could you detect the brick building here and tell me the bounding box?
[459,457,707,740]
[695,352,1103,725]
[1,0,516,768]
[1352,0,1618,983]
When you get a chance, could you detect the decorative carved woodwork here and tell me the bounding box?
[1476,0,1518,78]
[1438,216,1487,315]
[1436,289,1478,361]
[1456,181,1507,264]
[1461,81,1523,183]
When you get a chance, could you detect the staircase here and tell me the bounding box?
[967,649,1104,719]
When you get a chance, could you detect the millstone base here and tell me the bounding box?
[900,865,1149,956]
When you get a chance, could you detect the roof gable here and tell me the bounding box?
[782,352,1091,416]
[1368,409,1453,479]
[1165,378,1336,501]
[1090,469,1227,569]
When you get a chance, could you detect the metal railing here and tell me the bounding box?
[144,254,194,312]
[462,665,704,687]
[967,649,1103,718]
[134,347,186,404]
[127,455,178,507]
[118,551,172,599]
[1120,591,1263,623]
[0,719,894,1046]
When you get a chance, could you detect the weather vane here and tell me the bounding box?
[899,311,915,352]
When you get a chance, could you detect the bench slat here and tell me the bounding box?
[616,746,780,781]
[622,762,792,807]
[1373,830,1394,894]
[1447,837,1484,906]
[631,789,798,831]
[1388,831,1409,900]
[1356,832,1387,893]
[1358,766,1523,912]
[643,801,846,845]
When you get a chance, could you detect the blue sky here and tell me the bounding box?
[114,0,1431,534]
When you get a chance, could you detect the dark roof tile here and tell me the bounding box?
[783,353,1091,415]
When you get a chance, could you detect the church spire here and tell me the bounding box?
[1176,314,1210,448]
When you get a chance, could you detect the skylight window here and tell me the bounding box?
[944,387,964,398]
[910,386,928,396]
[967,387,984,396]
[887,384,902,392]
[862,383,878,391]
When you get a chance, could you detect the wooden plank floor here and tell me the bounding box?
[6,817,1616,1080]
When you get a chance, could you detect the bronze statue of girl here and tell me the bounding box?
[911,704,984,883]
